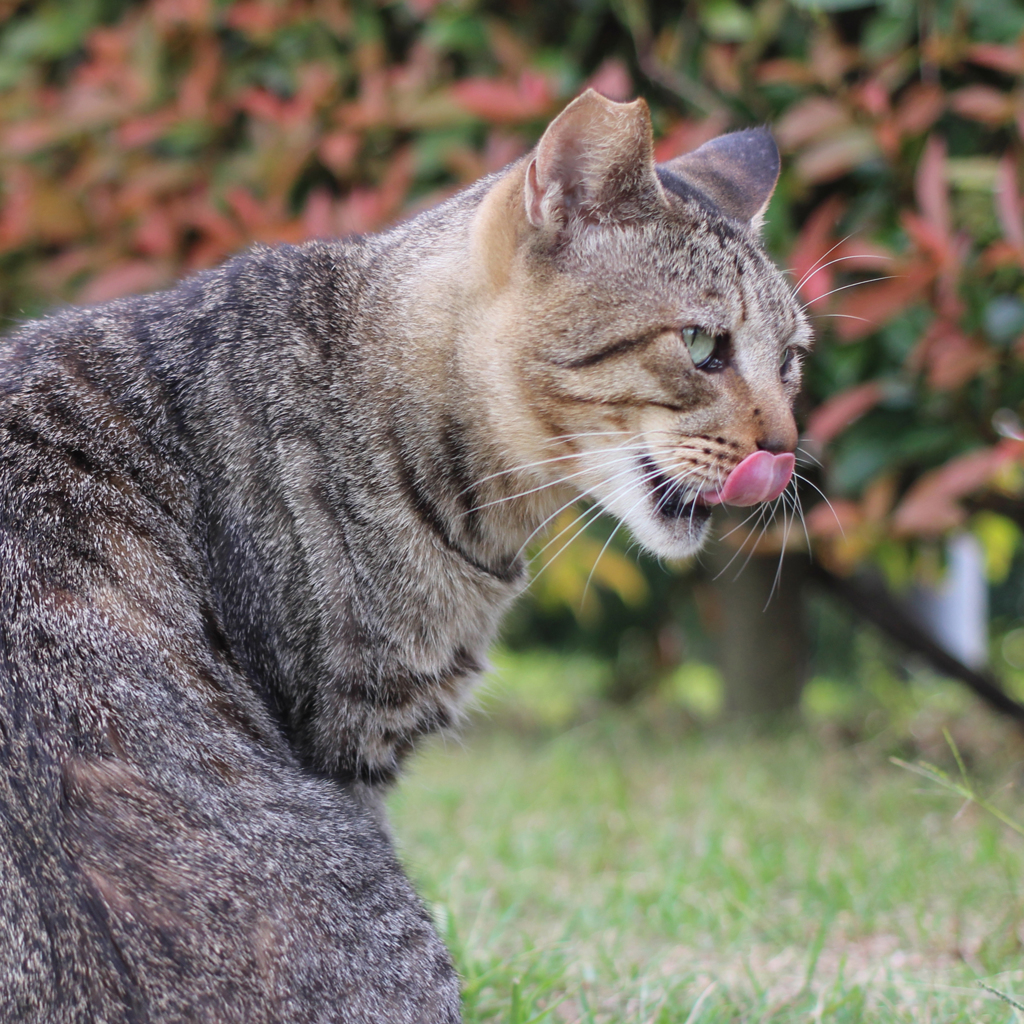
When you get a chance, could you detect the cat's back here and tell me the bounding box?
[0,241,461,1024]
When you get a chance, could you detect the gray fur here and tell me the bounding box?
[0,95,807,1022]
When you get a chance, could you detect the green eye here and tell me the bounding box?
[683,328,718,368]
[780,347,795,374]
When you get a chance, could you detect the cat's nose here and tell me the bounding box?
[755,413,798,455]
[757,435,796,454]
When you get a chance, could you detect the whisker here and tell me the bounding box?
[795,443,822,468]
[792,483,812,557]
[717,502,775,543]
[811,312,873,324]
[578,469,697,610]
[796,251,893,293]
[800,276,896,310]
[530,460,693,583]
[766,495,796,608]
[741,495,784,592]
[689,463,726,539]
[521,447,723,561]
[521,463,658,562]
[460,441,647,494]
[541,430,637,445]
[713,500,774,580]
[466,428,699,500]
[527,482,647,589]
[651,465,705,516]
[585,464,704,598]
[793,234,853,292]
[793,471,845,539]
[580,518,626,613]
[537,428,686,451]
[731,500,780,581]
[517,482,616,563]
[462,447,649,515]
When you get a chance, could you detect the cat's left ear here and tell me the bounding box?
[524,89,665,231]
[658,127,780,232]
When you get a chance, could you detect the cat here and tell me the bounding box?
[0,89,809,1023]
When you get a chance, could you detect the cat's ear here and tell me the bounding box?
[524,90,665,231]
[658,128,780,231]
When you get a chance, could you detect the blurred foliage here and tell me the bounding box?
[4,0,1024,689]
[480,638,1017,764]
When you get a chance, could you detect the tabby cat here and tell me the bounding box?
[0,90,809,1022]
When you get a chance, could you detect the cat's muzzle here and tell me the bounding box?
[640,453,714,526]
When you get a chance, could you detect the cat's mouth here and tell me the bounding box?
[639,453,713,526]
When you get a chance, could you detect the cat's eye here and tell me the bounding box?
[780,347,795,375]
[683,328,724,370]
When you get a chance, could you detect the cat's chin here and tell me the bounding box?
[626,501,714,560]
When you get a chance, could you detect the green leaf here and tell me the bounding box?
[789,0,879,12]
[699,0,757,42]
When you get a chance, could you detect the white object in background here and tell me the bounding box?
[911,533,989,668]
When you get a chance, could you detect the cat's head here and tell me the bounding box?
[466,90,811,560]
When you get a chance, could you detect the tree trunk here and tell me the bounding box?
[705,544,808,721]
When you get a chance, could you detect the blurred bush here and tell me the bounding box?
[4,0,1024,705]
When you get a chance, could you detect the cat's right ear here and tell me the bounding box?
[524,90,665,233]
[658,128,780,231]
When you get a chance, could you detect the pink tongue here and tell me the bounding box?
[704,450,795,506]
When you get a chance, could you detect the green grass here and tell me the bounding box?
[389,698,1024,1022]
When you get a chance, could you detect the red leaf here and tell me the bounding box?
[892,441,1023,536]
[806,499,861,538]
[117,110,177,148]
[319,131,360,175]
[833,264,934,341]
[237,87,289,124]
[450,71,553,123]
[982,239,1024,271]
[585,59,632,102]
[901,210,953,267]
[894,83,945,136]
[910,320,992,390]
[789,197,845,306]
[152,0,209,30]
[226,187,268,232]
[302,188,334,240]
[134,207,178,257]
[996,154,1024,252]
[0,166,34,251]
[950,85,1015,126]
[79,260,169,304]
[775,97,849,150]
[805,382,885,446]
[3,120,58,155]
[755,59,816,87]
[653,113,730,162]
[331,146,415,237]
[794,130,877,184]
[967,42,1024,75]
[177,37,220,120]
[915,134,950,241]
[855,77,889,117]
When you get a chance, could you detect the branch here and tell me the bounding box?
[964,492,1024,530]
[807,562,1024,727]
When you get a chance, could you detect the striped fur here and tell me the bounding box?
[0,92,808,1021]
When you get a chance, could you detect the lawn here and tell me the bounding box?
[388,660,1024,1023]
